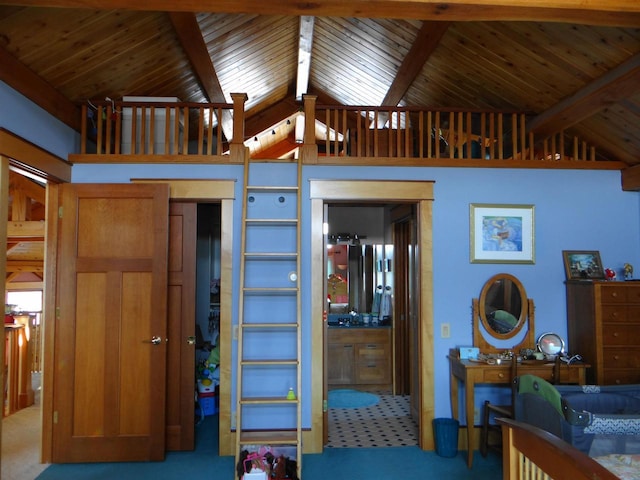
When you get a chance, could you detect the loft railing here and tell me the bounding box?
[80,100,233,156]
[74,95,621,168]
[309,102,604,163]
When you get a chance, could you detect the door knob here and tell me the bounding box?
[143,336,162,345]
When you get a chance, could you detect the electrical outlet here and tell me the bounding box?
[233,325,239,340]
[441,323,450,338]
[474,407,480,425]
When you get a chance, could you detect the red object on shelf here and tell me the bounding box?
[5,314,14,324]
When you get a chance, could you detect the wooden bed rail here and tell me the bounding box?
[498,418,619,480]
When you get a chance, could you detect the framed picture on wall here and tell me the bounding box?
[470,203,535,264]
[562,250,605,280]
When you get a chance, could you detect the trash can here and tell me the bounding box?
[433,418,459,457]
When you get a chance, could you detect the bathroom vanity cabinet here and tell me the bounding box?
[327,327,391,391]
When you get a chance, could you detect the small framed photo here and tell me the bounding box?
[470,203,535,264]
[562,250,605,280]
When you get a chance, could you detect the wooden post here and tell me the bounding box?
[229,93,249,164]
[300,94,318,164]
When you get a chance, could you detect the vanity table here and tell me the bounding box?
[450,273,589,468]
[449,351,588,468]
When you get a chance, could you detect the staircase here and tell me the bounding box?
[234,158,302,478]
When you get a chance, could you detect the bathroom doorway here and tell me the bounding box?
[324,202,419,448]
[309,179,435,452]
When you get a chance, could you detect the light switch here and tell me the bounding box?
[441,323,450,338]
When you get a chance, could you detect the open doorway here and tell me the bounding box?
[309,179,435,453]
[324,203,419,448]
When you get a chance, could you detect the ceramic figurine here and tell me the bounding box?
[605,268,616,281]
[624,263,634,280]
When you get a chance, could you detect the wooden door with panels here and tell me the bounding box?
[165,202,197,451]
[52,183,169,462]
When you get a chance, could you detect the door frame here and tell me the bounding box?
[309,180,435,451]
[132,179,236,455]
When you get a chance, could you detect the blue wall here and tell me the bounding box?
[0,82,78,158]
[4,80,640,426]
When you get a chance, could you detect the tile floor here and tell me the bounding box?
[327,393,419,448]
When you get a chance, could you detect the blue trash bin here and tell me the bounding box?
[433,418,459,457]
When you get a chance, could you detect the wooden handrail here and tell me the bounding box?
[74,97,624,168]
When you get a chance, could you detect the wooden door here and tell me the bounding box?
[53,183,169,462]
[165,202,197,451]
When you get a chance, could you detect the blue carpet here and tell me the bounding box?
[35,414,503,480]
[328,389,380,408]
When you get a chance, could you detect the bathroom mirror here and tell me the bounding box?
[473,273,535,354]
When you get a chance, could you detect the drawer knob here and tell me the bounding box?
[614,355,620,360]
[613,332,619,337]
[498,373,505,379]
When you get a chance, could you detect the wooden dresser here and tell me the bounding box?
[327,327,391,391]
[566,280,640,385]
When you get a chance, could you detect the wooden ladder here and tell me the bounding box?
[234,157,302,478]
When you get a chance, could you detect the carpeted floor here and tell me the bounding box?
[327,392,419,448]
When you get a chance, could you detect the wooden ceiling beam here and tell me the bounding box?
[251,133,299,159]
[0,46,80,131]
[375,21,450,127]
[9,171,46,205]
[381,21,450,107]
[6,260,43,273]
[529,53,640,137]
[296,16,315,101]
[168,12,234,141]
[245,96,300,139]
[1,1,639,27]
[8,221,45,238]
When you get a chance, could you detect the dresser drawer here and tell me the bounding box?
[602,369,640,385]
[601,305,640,322]
[600,285,629,303]
[602,348,640,368]
[356,343,389,362]
[602,325,640,345]
[483,367,519,383]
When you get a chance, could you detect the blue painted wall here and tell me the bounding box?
[4,80,640,428]
[0,82,78,158]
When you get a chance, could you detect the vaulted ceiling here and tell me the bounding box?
[0,1,639,167]
[0,0,638,282]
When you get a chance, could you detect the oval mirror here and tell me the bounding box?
[478,273,527,340]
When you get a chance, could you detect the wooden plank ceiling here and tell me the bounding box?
[0,1,638,166]
[0,0,637,279]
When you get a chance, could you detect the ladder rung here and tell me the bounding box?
[246,218,298,224]
[241,323,299,329]
[243,252,298,259]
[240,359,299,366]
[240,396,300,405]
[246,186,298,192]
[243,287,298,294]
[239,431,299,445]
